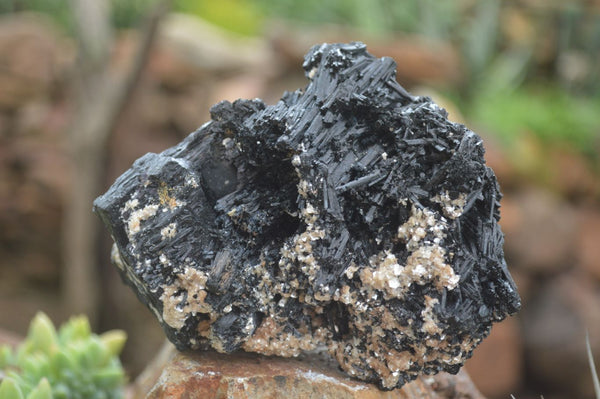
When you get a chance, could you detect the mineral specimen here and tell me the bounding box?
[94,42,521,390]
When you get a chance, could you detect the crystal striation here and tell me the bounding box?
[94,42,521,390]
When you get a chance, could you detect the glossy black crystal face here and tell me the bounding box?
[94,42,520,390]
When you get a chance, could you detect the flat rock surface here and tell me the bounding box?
[147,351,485,399]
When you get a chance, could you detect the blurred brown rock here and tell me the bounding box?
[0,13,72,110]
[501,188,578,273]
[465,317,523,397]
[550,147,600,201]
[576,207,600,281]
[368,39,462,87]
[147,351,485,399]
[480,136,517,191]
[0,103,70,287]
[506,134,548,184]
[498,194,520,240]
[267,24,462,87]
[0,12,72,294]
[159,14,273,75]
[507,268,533,305]
[522,272,600,398]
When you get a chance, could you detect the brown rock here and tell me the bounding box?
[465,317,523,397]
[479,135,517,191]
[549,147,600,201]
[209,74,268,107]
[147,43,207,90]
[158,14,272,75]
[167,85,211,134]
[497,194,520,239]
[147,351,485,399]
[267,24,462,87]
[506,134,548,184]
[507,268,533,305]
[502,188,578,273]
[368,38,462,87]
[0,13,72,110]
[0,126,68,287]
[522,272,600,398]
[114,29,205,92]
[576,207,600,281]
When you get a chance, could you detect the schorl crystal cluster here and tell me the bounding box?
[94,42,521,390]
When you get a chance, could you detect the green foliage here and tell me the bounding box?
[1,0,598,151]
[0,312,127,399]
[469,85,600,153]
[111,0,156,29]
[0,379,23,399]
[174,0,264,36]
[252,0,459,36]
[461,0,501,80]
[0,0,72,31]
[0,0,156,31]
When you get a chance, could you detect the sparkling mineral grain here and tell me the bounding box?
[94,42,521,390]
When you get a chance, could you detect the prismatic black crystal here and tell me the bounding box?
[94,42,520,390]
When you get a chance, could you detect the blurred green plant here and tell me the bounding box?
[450,1,599,156]
[174,0,264,36]
[0,0,263,34]
[252,0,460,37]
[111,0,156,28]
[0,0,156,30]
[0,312,127,399]
[1,0,598,152]
[469,85,600,155]
[0,0,72,30]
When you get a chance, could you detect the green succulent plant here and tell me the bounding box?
[0,312,127,399]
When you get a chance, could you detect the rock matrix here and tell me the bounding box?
[94,42,520,390]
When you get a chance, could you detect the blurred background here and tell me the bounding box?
[0,0,599,398]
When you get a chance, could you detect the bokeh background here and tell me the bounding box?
[1,1,599,398]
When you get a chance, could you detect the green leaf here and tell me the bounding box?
[25,379,52,399]
[0,346,13,368]
[79,338,104,369]
[480,48,532,95]
[99,331,126,358]
[175,0,264,36]
[91,368,125,390]
[89,392,108,399]
[50,384,69,399]
[26,313,58,356]
[49,351,75,376]
[418,0,459,39]
[58,316,91,344]
[462,0,501,76]
[0,378,24,399]
[20,355,51,382]
[4,312,126,399]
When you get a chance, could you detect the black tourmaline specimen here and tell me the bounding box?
[94,42,520,390]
